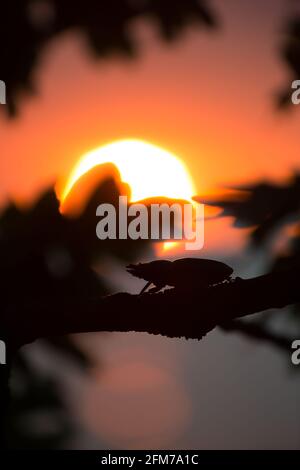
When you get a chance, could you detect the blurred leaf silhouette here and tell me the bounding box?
[2,164,206,448]
[1,0,216,115]
[0,168,153,448]
[7,354,71,449]
[2,1,300,115]
[194,172,300,351]
[0,1,217,447]
[194,173,300,245]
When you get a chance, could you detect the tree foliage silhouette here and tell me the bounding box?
[194,173,300,350]
[0,169,153,448]
[0,0,218,449]
[1,0,216,115]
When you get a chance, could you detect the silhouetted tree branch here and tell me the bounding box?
[196,173,300,340]
[220,320,292,352]
[2,264,299,351]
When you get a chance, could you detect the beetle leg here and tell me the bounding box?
[147,284,164,294]
[139,281,152,295]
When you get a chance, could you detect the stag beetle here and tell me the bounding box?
[127,258,234,294]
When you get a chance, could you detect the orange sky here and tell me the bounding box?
[1,0,300,449]
[0,0,299,252]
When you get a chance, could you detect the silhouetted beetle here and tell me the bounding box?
[126,258,234,294]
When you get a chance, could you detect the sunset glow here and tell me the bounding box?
[60,139,195,205]
[60,139,196,255]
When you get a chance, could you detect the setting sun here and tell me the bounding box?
[60,139,195,205]
[59,139,196,254]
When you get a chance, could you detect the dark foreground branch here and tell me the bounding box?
[1,265,299,350]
